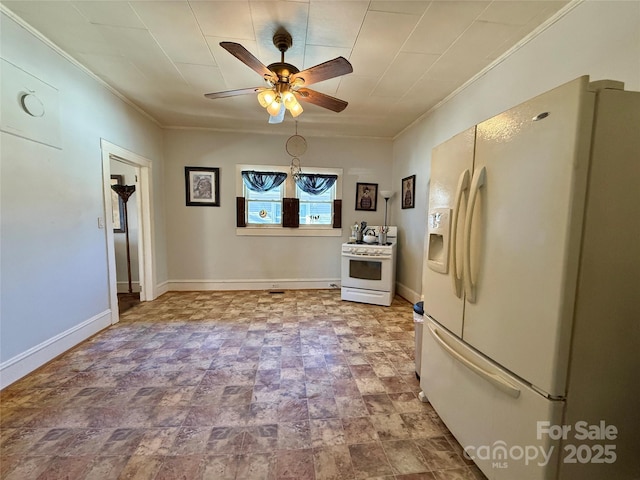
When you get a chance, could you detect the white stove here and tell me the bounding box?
[341,226,397,306]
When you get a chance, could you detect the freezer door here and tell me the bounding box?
[423,126,475,337]
[421,317,564,480]
[462,76,595,396]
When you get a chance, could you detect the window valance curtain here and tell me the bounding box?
[295,174,338,195]
[241,171,287,192]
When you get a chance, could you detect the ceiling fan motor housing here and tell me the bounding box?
[268,62,299,83]
[273,29,293,53]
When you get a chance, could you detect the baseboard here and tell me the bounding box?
[396,282,421,305]
[167,278,341,292]
[117,281,140,293]
[155,280,170,297]
[0,310,112,389]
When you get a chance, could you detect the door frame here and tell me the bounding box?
[100,139,155,323]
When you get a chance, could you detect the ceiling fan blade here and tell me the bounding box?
[291,57,353,86]
[296,88,348,113]
[204,87,262,100]
[220,42,274,78]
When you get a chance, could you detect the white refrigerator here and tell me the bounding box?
[420,76,639,480]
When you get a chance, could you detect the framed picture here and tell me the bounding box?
[402,175,415,209]
[355,182,378,211]
[185,167,220,206]
[110,175,125,233]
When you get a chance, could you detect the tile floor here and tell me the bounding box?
[1,290,487,480]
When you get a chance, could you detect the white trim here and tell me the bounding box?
[164,124,391,141]
[396,281,421,305]
[167,278,341,292]
[236,228,342,237]
[117,281,141,294]
[0,310,111,389]
[100,140,156,321]
[155,281,170,297]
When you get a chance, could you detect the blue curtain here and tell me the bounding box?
[295,174,337,195]
[241,171,287,192]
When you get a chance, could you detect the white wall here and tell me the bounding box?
[0,11,166,386]
[392,0,640,302]
[163,129,392,289]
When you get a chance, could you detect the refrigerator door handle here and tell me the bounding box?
[463,166,486,303]
[428,324,521,398]
[450,169,470,298]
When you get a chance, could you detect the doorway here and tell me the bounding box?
[111,159,140,313]
[100,139,155,324]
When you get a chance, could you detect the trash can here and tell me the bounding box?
[413,301,424,378]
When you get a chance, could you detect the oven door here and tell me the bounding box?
[341,253,392,291]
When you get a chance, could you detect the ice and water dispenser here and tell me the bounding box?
[426,208,451,274]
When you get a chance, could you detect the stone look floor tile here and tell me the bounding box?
[342,416,380,445]
[0,290,486,480]
[348,442,394,479]
[382,439,430,475]
[313,445,355,480]
[276,448,316,479]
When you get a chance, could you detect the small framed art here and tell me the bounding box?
[185,167,220,206]
[355,182,378,211]
[402,175,415,209]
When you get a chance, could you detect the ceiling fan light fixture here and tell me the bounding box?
[282,90,295,107]
[289,102,303,117]
[267,98,284,117]
[257,89,277,108]
[206,30,352,121]
[268,102,286,124]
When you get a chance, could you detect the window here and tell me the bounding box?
[297,183,334,225]
[236,164,342,236]
[245,182,283,225]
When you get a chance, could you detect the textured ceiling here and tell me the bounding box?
[2,0,569,138]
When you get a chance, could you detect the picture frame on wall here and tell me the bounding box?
[185,167,220,206]
[110,174,125,232]
[402,175,415,209]
[355,182,378,211]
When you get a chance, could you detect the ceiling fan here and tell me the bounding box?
[204,28,353,124]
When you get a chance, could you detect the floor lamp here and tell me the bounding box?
[379,190,395,243]
[111,184,136,294]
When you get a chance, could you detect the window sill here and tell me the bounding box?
[236,227,343,237]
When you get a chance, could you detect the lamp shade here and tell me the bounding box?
[257,89,277,108]
[380,190,394,199]
[268,102,286,123]
[289,102,303,117]
[266,98,283,116]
